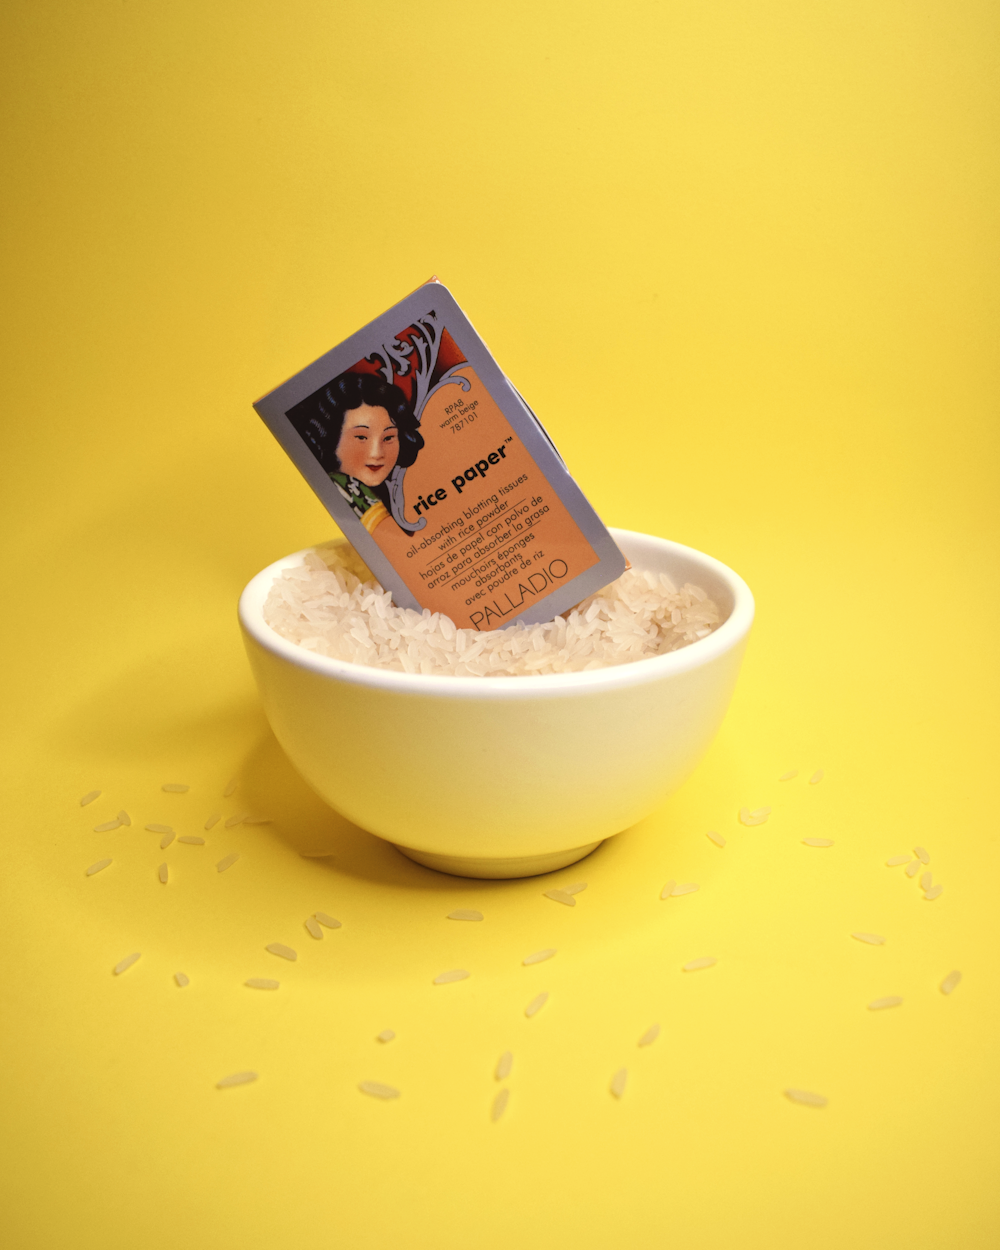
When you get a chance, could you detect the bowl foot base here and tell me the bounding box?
[393,840,604,880]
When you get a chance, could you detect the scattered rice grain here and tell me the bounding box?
[809,770,824,784]
[562,882,588,895]
[914,846,930,864]
[682,957,717,971]
[868,996,903,1010]
[204,813,221,830]
[216,853,239,873]
[266,943,297,961]
[113,952,141,975]
[86,857,112,876]
[305,917,323,939]
[491,1087,510,1121]
[659,880,676,900]
[638,1023,660,1047]
[544,888,575,906]
[178,836,204,845]
[707,830,726,848]
[158,863,168,884]
[447,909,483,921]
[784,1088,827,1108]
[146,823,173,835]
[496,1051,513,1080]
[377,1029,396,1043]
[315,912,341,929]
[433,968,469,984]
[174,972,189,988]
[904,861,920,878]
[246,978,279,990]
[160,832,175,849]
[671,882,699,896]
[924,884,943,900]
[80,790,101,806]
[940,970,962,995]
[523,949,556,966]
[93,819,121,833]
[264,541,722,678]
[223,778,238,797]
[920,871,933,890]
[117,810,131,827]
[779,771,798,781]
[851,932,885,945]
[162,783,189,793]
[525,992,549,1018]
[803,838,834,847]
[610,1068,628,1099]
[739,807,769,827]
[358,1080,399,1100]
[217,1071,257,1089]
[225,813,248,828]
[885,855,910,866]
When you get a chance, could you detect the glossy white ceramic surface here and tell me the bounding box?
[239,529,754,877]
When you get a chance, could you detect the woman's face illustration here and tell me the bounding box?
[336,403,400,486]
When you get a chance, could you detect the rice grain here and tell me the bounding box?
[707,830,726,847]
[739,807,770,826]
[940,970,962,995]
[224,813,248,829]
[93,820,121,833]
[885,855,910,866]
[523,949,556,966]
[868,996,903,1010]
[610,1068,628,1099]
[80,790,101,806]
[683,957,717,971]
[146,824,173,835]
[495,1051,513,1080]
[920,871,933,890]
[266,943,297,961]
[305,917,323,939]
[779,770,798,781]
[315,912,341,929]
[544,888,576,906]
[914,846,930,864]
[851,932,885,945]
[562,882,588,895]
[447,909,484,921]
[809,770,824,784]
[785,1088,827,1108]
[117,810,131,827]
[216,853,239,873]
[160,832,175,849]
[158,863,168,884]
[217,1071,257,1089]
[377,1029,396,1043]
[162,784,189,793]
[204,814,221,830]
[904,860,920,878]
[924,884,943,900]
[491,1087,510,1121]
[358,1081,399,1100]
[246,978,279,990]
[113,952,141,975]
[433,968,469,984]
[178,836,204,845]
[659,880,676,900]
[86,858,112,876]
[638,1023,660,1047]
[525,992,549,1018]
[174,972,189,988]
[223,778,238,797]
[671,882,699,896]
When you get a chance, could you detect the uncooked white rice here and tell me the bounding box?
[305,917,323,939]
[266,943,297,961]
[223,778,238,797]
[225,813,248,828]
[447,909,483,921]
[246,978,279,990]
[495,1051,513,1080]
[158,863,168,884]
[204,814,221,830]
[263,540,721,678]
[920,871,933,890]
[924,884,943,900]
[809,770,824,784]
[377,1029,396,1043]
[868,996,902,1010]
[914,846,930,864]
[315,912,341,929]
[561,882,588,895]
[803,838,834,847]
[162,783,189,793]
[525,992,549,1017]
[146,823,173,835]
[178,836,204,845]
[851,932,885,945]
[217,1071,257,1088]
[940,970,962,995]
[93,819,120,833]
[113,952,141,975]
[739,807,770,827]
[707,830,726,848]
[160,832,175,849]
[638,1023,660,1047]
[523,949,556,966]
[80,790,101,806]
[544,888,575,906]
[433,968,469,984]
[659,880,676,900]
[779,771,798,781]
[610,1068,628,1099]
[216,853,239,873]
[671,882,699,896]
[683,957,717,971]
[86,857,112,876]
[358,1080,399,1099]
[886,855,910,866]
[117,810,131,826]
[784,1088,827,1108]
[492,1087,510,1121]
[174,972,189,988]
[904,860,920,878]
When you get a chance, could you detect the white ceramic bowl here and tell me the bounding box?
[239,529,754,878]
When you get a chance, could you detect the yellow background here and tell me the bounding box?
[2,2,997,1246]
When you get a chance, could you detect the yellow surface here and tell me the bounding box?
[1,2,998,1246]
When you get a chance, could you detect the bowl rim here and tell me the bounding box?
[238,527,755,700]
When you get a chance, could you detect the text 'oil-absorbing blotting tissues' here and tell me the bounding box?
[253,282,626,631]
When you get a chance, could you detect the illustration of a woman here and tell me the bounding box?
[296,372,425,535]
